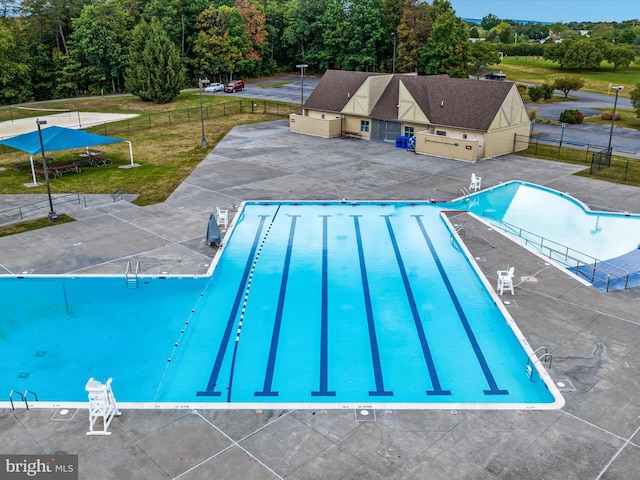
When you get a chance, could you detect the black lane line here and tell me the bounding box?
[352,215,393,397]
[197,215,270,397]
[312,215,336,397]
[382,215,451,396]
[413,215,508,395]
[255,215,300,397]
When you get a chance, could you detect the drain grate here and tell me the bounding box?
[35,351,47,357]
[51,408,77,421]
[355,408,376,421]
[474,256,487,262]
[521,276,537,283]
[17,372,30,379]
[502,300,518,308]
[555,379,576,392]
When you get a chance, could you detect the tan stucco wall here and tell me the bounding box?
[289,114,342,138]
[414,131,478,162]
[483,124,531,158]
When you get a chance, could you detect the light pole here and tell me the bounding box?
[392,32,396,74]
[607,86,623,155]
[296,64,307,114]
[36,119,57,222]
[199,78,210,149]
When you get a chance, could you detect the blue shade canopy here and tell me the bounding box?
[0,126,124,155]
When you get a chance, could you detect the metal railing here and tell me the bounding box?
[483,213,629,291]
[0,193,87,224]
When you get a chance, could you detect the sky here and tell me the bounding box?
[449,0,640,24]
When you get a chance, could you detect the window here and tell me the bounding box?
[360,120,370,132]
[436,130,446,136]
[404,126,414,137]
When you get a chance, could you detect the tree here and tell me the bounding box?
[344,0,386,71]
[0,19,31,104]
[467,40,500,79]
[631,83,640,119]
[553,76,585,98]
[69,0,134,94]
[419,0,469,77]
[604,44,637,71]
[480,13,500,31]
[195,5,247,80]
[125,18,185,103]
[396,0,431,73]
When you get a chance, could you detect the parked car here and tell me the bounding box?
[485,72,506,81]
[224,80,245,93]
[204,83,223,92]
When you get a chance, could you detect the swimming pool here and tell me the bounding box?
[1,201,562,410]
[451,182,640,290]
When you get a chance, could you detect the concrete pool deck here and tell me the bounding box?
[2,120,640,479]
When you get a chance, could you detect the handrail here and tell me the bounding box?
[483,213,629,291]
[526,347,552,381]
[457,187,470,198]
[0,192,87,223]
[24,390,38,410]
[9,390,24,410]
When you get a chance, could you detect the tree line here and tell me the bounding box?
[0,0,638,105]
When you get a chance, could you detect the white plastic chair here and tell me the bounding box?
[497,266,515,295]
[469,173,482,192]
[216,206,229,229]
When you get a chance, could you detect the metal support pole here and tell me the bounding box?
[607,86,623,156]
[199,78,210,149]
[36,119,57,222]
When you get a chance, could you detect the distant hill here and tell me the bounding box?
[462,17,554,25]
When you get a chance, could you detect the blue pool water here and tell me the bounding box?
[1,201,561,409]
[451,182,640,290]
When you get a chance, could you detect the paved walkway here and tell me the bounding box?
[1,120,639,479]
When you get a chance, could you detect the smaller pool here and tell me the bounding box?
[452,182,640,290]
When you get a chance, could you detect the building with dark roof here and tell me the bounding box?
[289,70,531,161]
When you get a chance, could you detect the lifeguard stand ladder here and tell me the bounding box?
[85,377,121,436]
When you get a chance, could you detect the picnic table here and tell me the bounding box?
[33,160,82,178]
[79,148,113,167]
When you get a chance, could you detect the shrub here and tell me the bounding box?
[541,83,555,100]
[528,85,544,102]
[559,109,584,124]
[529,107,537,120]
[600,111,621,121]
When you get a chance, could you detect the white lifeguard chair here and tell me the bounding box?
[469,173,482,192]
[497,266,515,295]
[216,206,229,229]
[85,377,121,436]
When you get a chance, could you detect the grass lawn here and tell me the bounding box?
[493,57,640,95]
[0,92,295,206]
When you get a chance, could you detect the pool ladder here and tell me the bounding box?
[9,390,38,410]
[458,186,470,198]
[526,347,552,382]
[125,261,140,288]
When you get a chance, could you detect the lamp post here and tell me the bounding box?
[199,78,210,149]
[607,86,623,155]
[392,32,397,74]
[36,119,57,222]
[296,64,308,114]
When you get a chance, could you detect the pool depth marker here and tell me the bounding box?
[255,214,301,397]
[382,215,451,396]
[352,215,393,397]
[413,215,508,396]
[312,215,336,397]
[197,214,271,397]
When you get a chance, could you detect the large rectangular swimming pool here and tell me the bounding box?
[1,201,562,410]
